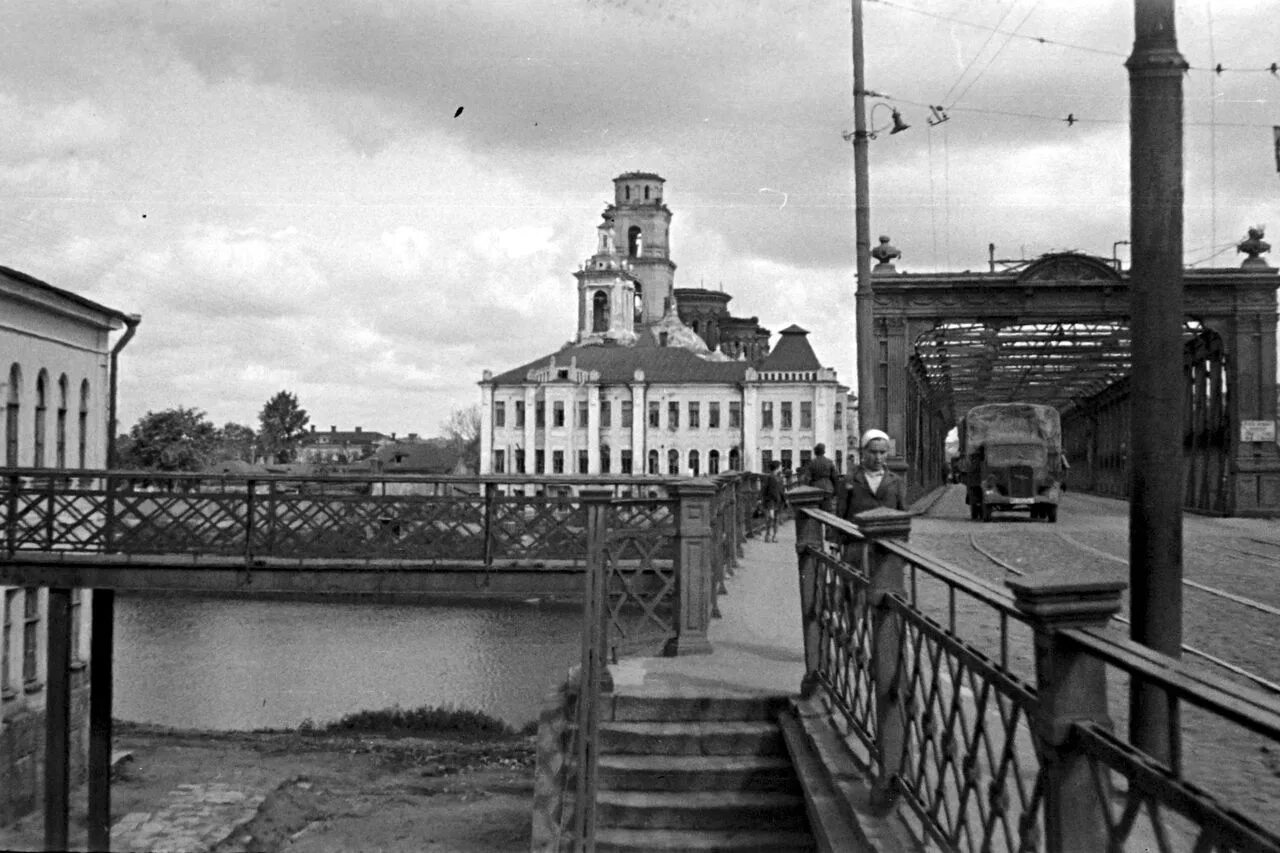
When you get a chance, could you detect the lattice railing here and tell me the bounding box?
[792,495,1280,853]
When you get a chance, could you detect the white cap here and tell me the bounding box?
[860,428,891,449]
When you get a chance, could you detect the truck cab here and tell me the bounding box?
[961,404,1063,523]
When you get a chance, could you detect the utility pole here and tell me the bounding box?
[1127,0,1188,768]
[851,0,877,433]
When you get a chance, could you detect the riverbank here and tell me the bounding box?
[0,717,537,853]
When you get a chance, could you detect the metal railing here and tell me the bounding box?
[789,488,1280,853]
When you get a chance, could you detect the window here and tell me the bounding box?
[835,450,843,473]
[23,588,39,686]
[647,449,659,474]
[2,590,16,693]
[535,449,545,473]
[729,447,741,470]
[621,449,633,474]
[493,449,505,473]
[553,401,565,427]
[648,401,660,428]
[667,449,680,475]
[621,400,633,428]
[592,290,609,332]
[515,449,526,473]
[536,401,545,428]
[800,449,812,470]
[494,401,506,428]
[34,371,48,467]
[781,402,793,430]
[668,402,679,430]
[800,401,812,430]
[7,363,21,467]
[552,450,565,474]
[708,450,720,474]
[834,402,843,431]
[578,449,589,474]
[781,449,793,473]
[56,375,68,469]
[516,400,526,428]
[78,381,90,469]
[574,400,586,428]
[729,401,741,429]
[688,402,700,429]
[688,449,700,476]
[600,400,612,428]
[600,445,611,474]
[761,402,773,429]
[708,402,720,429]
[761,449,773,470]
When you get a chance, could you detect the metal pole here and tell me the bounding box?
[45,588,73,851]
[1126,0,1187,767]
[852,0,877,432]
[88,590,114,851]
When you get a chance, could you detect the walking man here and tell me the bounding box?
[800,443,839,511]
[760,460,787,542]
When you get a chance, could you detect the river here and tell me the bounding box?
[111,592,583,731]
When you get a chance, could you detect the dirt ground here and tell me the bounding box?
[0,723,537,853]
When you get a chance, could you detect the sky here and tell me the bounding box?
[3,0,1277,438]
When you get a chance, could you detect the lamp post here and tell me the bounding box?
[851,0,877,433]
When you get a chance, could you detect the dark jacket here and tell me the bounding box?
[803,454,839,494]
[760,473,786,507]
[840,466,907,519]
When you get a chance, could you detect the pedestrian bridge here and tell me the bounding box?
[5,470,1280,851]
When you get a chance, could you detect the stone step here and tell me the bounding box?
[600,719,785,756]
[597,754,801,793]
[597,789,809,832]
[609,694,790,724]
[596,827,817,852]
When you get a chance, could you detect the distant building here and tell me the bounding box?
[479,173,849,479]
[1,265,136,823]
[295,425,392,464]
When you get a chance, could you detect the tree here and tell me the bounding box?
[118,407,219,471]
[215,422,258,462]
[258,391,310,463]
[440,404,481,473]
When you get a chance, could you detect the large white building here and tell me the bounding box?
[1,265,136,822]
[479,172,849,479]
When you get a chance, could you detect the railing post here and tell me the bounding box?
[790,487,827,698]
[665,479,715,656]
[104,473,118,554]
[855,506,913,809]
[574,489,613,850]
[482,481,497,567]
[244,478,257,564]
[1008,571,1126,853]
[5,472,17,555]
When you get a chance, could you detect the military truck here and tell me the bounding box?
[959,402,1064,523]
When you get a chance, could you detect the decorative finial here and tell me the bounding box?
[1237,226,1272,270]
[871,235,901,274]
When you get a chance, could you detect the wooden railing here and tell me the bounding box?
[789,487,1280,853]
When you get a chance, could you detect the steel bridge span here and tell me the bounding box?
[870,251,1279,516]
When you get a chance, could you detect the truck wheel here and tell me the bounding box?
[1047,505,1058,523]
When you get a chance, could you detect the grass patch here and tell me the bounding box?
[303,704,518,739]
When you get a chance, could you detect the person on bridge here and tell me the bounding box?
[799,443,839,511]
[841,428,907,518]
[760,460,787,542]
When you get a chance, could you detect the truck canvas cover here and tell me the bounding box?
[964,403,1062,453]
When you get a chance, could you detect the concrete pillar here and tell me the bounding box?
[742,380,759,471]
[665,479,716,656]
[587,384,601,474]
[630,373,646,476]
[478,377,494,475]
[1008,571,1125,853]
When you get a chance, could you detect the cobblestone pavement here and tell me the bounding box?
[111,782,266,853]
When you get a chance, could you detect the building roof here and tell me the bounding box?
[615,171,664,182]
[375,442,471,474]
[1,265,134,326]
[488,342,750,386]
[758,325,822,372]
[299,428,390,445]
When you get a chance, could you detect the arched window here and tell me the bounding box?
[625,185,631,200]
[688,449,700,476]
[667,448,680,475]
[592,290,610,332]
[628,226,642,258]
[634,283,644,325]
[78,380,90,469]
[708,449,721,474]
[5,363,21,467]
[34,370,48,468]
[728,447,741,471]
[644,185,650,200]
[56,375,68,469]
[647,449,659,475]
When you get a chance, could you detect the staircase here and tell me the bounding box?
[593,694,816,852]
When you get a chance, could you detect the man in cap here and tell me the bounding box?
[799,442,839,511]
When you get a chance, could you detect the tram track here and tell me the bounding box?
[968,532,1280,695]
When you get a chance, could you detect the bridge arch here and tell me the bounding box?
[872,252,1279,515]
